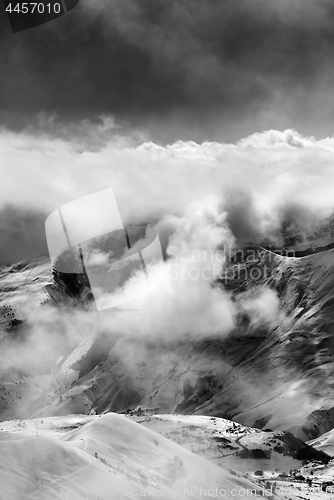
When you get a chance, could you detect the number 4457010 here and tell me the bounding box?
[5,3,62,14]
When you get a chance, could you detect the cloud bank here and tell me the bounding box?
[1,125,334,265]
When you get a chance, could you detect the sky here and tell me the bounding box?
[2,0,334,264]
[1,0,334,143]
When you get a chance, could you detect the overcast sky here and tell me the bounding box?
[1,0,334,143]
[2,1,334,264]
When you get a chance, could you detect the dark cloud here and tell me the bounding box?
[1,0,334,141]
[224,191,260,244]
[0,206,48,265]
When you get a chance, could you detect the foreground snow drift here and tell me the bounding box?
[0,413,266,500]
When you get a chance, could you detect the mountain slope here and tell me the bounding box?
[0,413,266,500]
[3,246,334,439]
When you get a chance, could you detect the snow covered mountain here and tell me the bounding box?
[3,245,334,432]
[0,412,332,500]
[3,246,334,431]
[0,413,264,500]
[2,243,334,498]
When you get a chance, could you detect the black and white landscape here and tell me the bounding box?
[2,1,334,499]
